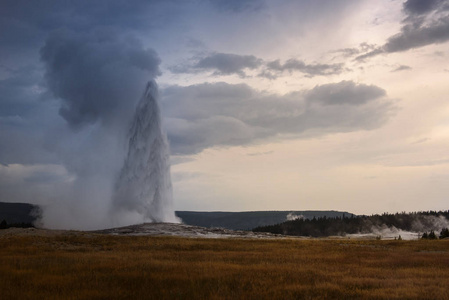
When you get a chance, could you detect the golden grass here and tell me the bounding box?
[1,233,449,299]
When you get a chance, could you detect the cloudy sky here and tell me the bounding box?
[1,0,449,224]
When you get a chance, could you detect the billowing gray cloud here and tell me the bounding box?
[172,54,345,79]
[170,52,262,77]
[356,0,449,60]
[160,81,393,154]
[196,53,262,76]
[40,29,161,128]
[265,59,345,78]
[305,81,386,106]
[383,18,449,53]
[403,0,444,15]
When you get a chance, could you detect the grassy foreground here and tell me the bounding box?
[1,233,449,299]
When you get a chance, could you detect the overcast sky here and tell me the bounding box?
[1,0,449,220]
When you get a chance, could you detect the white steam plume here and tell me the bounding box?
[112,81,179,226]
[286,213,304,221]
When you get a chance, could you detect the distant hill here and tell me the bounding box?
[0,202,40,224]
[175,210,354,230]
[0,202,354,231]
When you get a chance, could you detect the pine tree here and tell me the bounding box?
[439,228,449,239]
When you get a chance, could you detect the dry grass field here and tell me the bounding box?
[1,231,449,299]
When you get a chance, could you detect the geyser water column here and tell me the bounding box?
[112,80,178,224]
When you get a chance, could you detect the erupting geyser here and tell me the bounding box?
[112,80,178,224]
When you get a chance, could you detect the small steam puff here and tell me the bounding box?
[286,213,305,221]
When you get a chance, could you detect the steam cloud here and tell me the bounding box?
[39,30,175,230]
[286,213,304,221]
[350,214,449,240]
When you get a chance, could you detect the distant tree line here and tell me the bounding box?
[252,210,449,238]
[0,219,34,230]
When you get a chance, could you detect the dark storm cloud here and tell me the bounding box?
[170,53,263,77]
[0,0,171,67]
[40,29,161,128]
[265,59,345,77]
[160,81,393,155]
[356,0,449,60]
[0,0,180,35]
[403,0,444,15]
